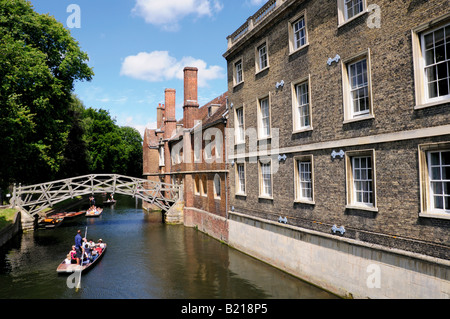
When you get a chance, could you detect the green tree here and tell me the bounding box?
[118,126,144,177]
[81,108,143,177]
[0,0,93,189]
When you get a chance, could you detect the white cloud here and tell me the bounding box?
[132,0,223,31]
[122,116,157,138]
[120,51,224,87]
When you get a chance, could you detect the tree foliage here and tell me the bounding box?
[0,0,93,188]
[0,1,143,190]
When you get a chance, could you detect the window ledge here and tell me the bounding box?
[258,195,273,200]
[419,212,450,220]
[233,81,244,88]
[235,192,247,197]
[255,66,270,76]
[338,10,368,29]
[414,99,450,110]
[294,199,315,205]
[345,204,378,212]
[343,114,374,124]
[292,126,313,134]
[289,43,309,56]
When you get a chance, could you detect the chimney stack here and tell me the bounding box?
[164,89,177,140]
[183,67,199,129]
[157,103,165,129]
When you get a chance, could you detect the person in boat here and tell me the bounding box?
[98,239,105,249]
[83,242,92,263]
[64,254,71,265]
[70,245,79,265]
[74,230,83,264]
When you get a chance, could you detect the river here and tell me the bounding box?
[0,195,337,299]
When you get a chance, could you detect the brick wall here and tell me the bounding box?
[225,0,450,259]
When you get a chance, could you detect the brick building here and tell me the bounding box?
[143,67,229,238]
[223,0,449,297]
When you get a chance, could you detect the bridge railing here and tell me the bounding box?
[11,174,182,217]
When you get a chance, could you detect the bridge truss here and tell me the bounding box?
[10,174,181,217]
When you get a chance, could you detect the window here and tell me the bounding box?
[194,175,200,195]
[293,18,307,50]
[258,43,268,69]
[422,24,450,102]
[255,40,269,73]
[337,0,367,26]
[292,76,313,132]
[412,16,450,108]
[234,58,244,86]
[258,96,271,139]
[345,0,364,20]
[349,59,369,116]
[289,11,308,54]
[294,155,314,203]
[352,156,373,205]
[201,175,208,196]
[236,163,246,195]
[345,150,377,211]
[213,174,221,199]
[259,161,273,198]
[235,107,245,144]
[341,50,373,122]
[419,143,450,219]
[159,146,165,167]
[428,151,450,212]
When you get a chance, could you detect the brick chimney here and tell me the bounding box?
[183,67,199,129]
[157,103,165,129]
[164,89,176,138]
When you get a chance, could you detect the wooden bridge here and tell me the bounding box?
[10,174,182,218]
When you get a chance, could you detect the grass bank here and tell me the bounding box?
[0,208,17,230]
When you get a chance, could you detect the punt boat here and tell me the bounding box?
[56,243,107,274]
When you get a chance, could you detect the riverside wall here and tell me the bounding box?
[0,211,22,248]
[184,208,450,299]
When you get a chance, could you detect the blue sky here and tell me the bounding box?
[28,0,267,137]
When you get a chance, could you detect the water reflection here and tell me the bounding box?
[0,196,337,299]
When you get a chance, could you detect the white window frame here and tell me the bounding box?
[412,15,450,109]
[235,106,245,144]
[418,142,450,220]
[288,10,309,54]
[159,145,165,167]
[294,155,315,204]
[257,94,271,140]
[341,49,374,123]
[255,38,269,74]
[213,174,221,199]
[259,160,273,199]
[345,149,378,212]
[201,175,208,197]
[337,0,367,27]
[235,162,246,196]
[194,175,201,195]
[233,57,244,86]
[291,75,313,133]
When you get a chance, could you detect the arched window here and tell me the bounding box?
[213,174,221,199]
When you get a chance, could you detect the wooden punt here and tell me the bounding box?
[56,244,107,274]
[86,207,103,218]
[102,199,116,206]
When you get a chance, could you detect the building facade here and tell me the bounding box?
[143,67,229,238]
[224,0,449,298]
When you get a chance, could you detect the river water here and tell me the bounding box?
[0,195,337,299]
